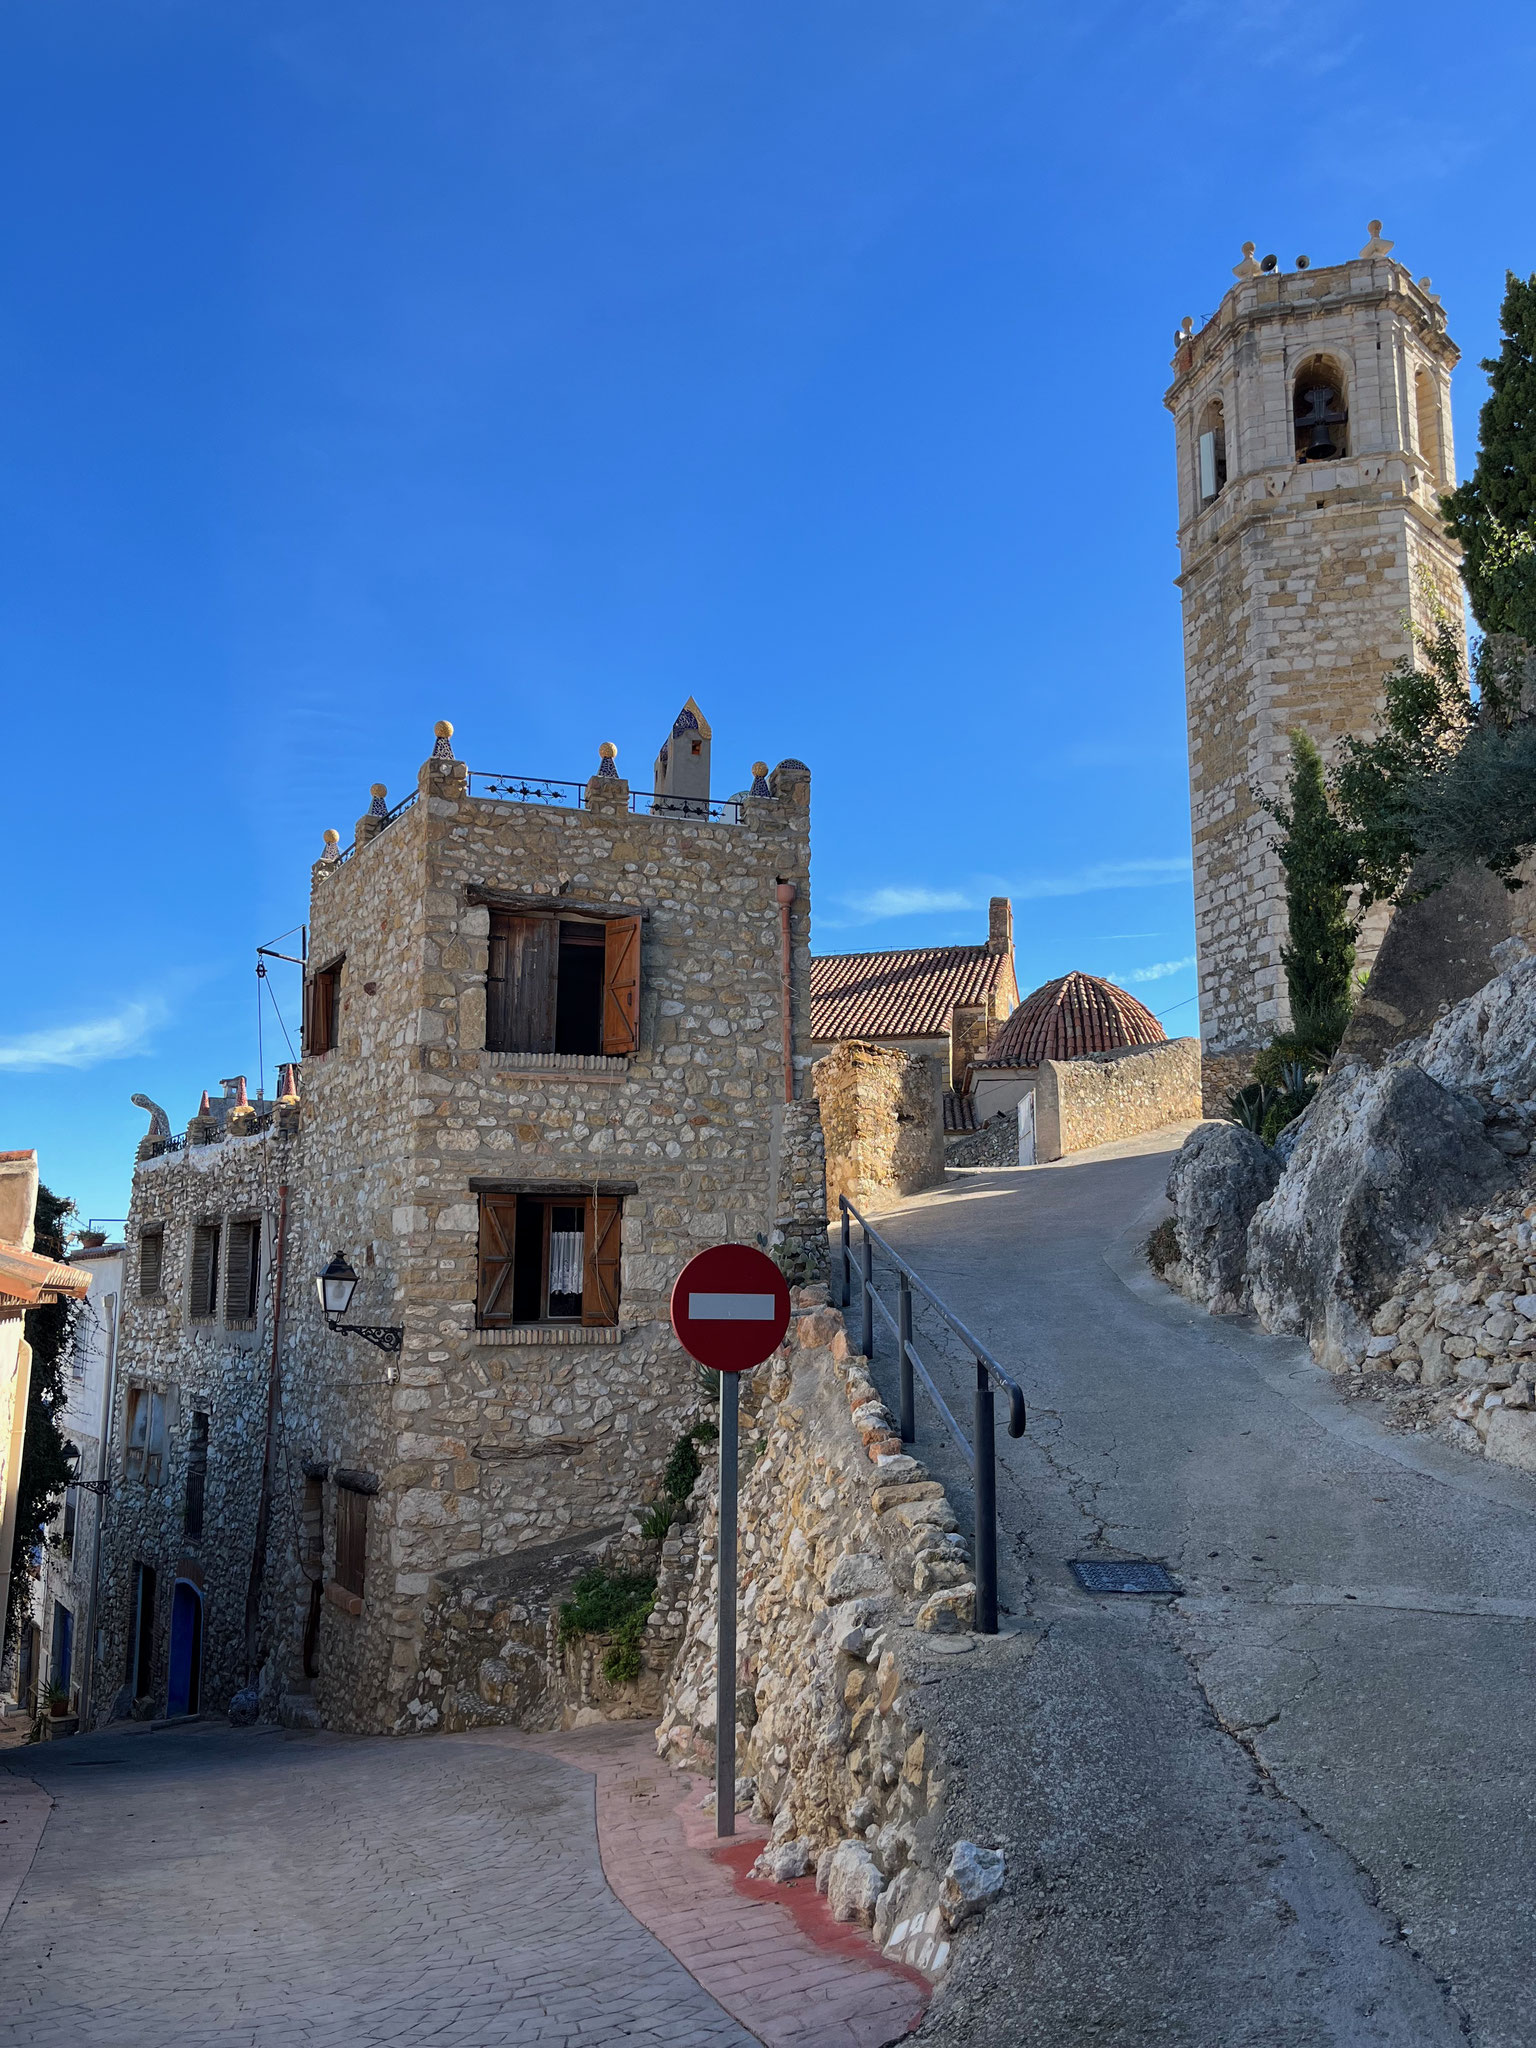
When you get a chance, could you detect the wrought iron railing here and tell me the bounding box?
[469,771,746,824]
[333,790,418,867]
[838,1194,1027,1634]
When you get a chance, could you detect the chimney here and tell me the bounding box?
[653,699,712,811]
[987,896,1013,956]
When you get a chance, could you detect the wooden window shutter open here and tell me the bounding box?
[582,1195,622,1327]
[477,1195,518,1326]
[302,975,315,1057]
[495,916,557,1053]
[602,917,640,1056]
[486,916,509,1050]
[225,1220,259,1323]
[190,1224,220,1319]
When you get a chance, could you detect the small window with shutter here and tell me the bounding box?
[477,1191,622,1327]
[189,1223,221,1321]
[138,1226,164,1299]
[334,1482,369,1602]
[125,1387,168,1485]
[485,912,640,1056]
[304,957,343,1058]
[224,1219,260,1327]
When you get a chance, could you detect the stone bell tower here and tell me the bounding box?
[1166,223,1463,1105]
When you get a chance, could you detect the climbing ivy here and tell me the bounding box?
[4,1186,81,1656]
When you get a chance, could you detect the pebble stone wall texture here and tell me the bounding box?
[1167,243,1463,1065]
[813,1042,946,1215]
[1346,1188,1536,1474]
[656,1290,1003,1982]
[98,1111,305,1723]
[1034,1039,1202,1161]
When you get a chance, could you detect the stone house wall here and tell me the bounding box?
[97,1120,306,1723]
[275,738,817,1733]
[1167,253,1463,1061]
[813,1043,945,1216]
[1036,1038,1201,1161]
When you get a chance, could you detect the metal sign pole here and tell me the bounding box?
[715,1369,739,1840]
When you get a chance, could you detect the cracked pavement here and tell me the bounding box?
[857,1130,1536,2048]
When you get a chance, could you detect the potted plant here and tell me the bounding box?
[46,1681,70,1719]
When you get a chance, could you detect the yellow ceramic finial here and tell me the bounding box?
[752,761,768,777]
[323,828,340,845]
[370,782,386,798]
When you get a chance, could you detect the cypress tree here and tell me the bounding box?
[1270,732,1358,1056]
[1442,271,1536,641]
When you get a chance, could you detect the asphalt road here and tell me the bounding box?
[859,1130,1536,2048]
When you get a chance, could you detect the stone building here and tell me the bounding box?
[97,711,823,1735]
[1166,224,1463,1104]
[31,1233,123,1727]
[810,898,1018,1090]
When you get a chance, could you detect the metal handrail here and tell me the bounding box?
[838,1193,1026,1634]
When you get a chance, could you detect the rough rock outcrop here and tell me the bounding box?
[1247,1061,1512,1370]
[1166,1122,1281,1314]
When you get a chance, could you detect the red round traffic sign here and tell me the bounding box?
[670,1243,792,1374]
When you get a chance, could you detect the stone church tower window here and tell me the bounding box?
[1293,357,1349,461]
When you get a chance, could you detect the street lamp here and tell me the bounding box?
[316,1253,403,1353]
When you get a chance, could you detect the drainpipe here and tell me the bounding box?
[776,881,797,1104]
[243,1182,288,1686]
[78,1285,121,1727]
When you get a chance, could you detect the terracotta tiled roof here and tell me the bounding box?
[811,946,1012,1043]
[0,1240,92,1310]
[976,971,1165,1068]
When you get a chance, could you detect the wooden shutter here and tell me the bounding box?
[225,1221,258,1323]
[477,1195,519,1326]
[302,974,315,1056]
[602,917,640,1056]
[490,915,556,1053]
[582,1195,622,1327]
[190,1224,220,1319]
[139,1229,163,1298]
[486,915,509,1050]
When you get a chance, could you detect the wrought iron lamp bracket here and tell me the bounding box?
[325,1319,404,1354]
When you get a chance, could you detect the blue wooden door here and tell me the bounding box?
[166,1582,202,1716]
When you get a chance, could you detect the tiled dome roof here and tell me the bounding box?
[979,971,1165,1068]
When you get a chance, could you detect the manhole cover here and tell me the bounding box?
[1069,1558,1182,1596]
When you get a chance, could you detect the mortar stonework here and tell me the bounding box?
[102,738,823,1736]
[1167,253,1464,1059]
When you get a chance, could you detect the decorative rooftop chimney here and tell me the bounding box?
[987,897,1013,956]
[653,698,712,810]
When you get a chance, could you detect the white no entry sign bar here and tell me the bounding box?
[688,1292,778,1320]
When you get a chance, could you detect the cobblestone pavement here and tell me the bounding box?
[0,1719,760,2047]
[498,1722,926,2046]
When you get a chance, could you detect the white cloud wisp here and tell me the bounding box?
[830,858,1191,929]
[0,1001,163,1073]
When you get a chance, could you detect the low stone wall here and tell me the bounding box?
[403,1519,694,1735]
[813,1043,945,1212]
[655,1291,1002,1982]
[1343,1186,1536,1473]
[1036,1037,1201,1161]
[945,1112,1020,1170]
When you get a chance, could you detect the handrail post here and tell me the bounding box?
[840,1200,851,1311]
[974,1358,998,1634]
[860,1232,874,1361]
[897,1273,915,1443]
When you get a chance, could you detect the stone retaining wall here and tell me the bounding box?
[655,1289,1000,1982]
[1037,1037,1201,1161]
[814,1043,945,1214]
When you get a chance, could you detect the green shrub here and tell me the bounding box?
[637,1502,674,1541]
[558,1568,656,1648]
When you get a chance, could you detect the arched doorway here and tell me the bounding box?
[166,1580,202,1717]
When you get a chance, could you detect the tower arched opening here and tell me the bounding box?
[1293,357,1348,462]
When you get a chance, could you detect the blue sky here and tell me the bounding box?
[2,0,1532,1227]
